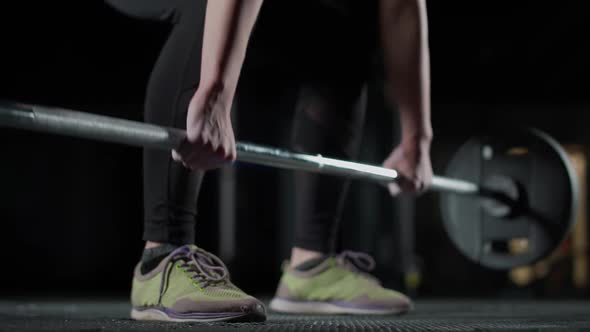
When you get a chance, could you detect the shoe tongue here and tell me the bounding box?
[294,255,329,271]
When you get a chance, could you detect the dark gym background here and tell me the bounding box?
[1,1,589,300]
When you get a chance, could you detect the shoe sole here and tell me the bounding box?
[269,298,410,315]
[131,308,266,323]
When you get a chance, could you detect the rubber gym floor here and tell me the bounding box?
[1,298,590,332]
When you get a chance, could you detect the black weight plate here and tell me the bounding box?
[440,128,578,269]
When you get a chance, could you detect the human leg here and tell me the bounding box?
[107,0,265,321]
[272,78,412,315]
[290,80,368,264]
[106,0,205,248]
[269,0,412,314]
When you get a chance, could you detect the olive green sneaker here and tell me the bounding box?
[269,251,412,315]
[130,245,266,322]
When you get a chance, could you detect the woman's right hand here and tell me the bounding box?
[172,85,236,170]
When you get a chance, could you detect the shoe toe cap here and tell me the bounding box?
[173,296,266,315]
[352,291,413,313]
[386,291,413,312]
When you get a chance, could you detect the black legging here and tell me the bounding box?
[105,0,376,253]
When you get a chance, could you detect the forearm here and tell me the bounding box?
[379,0,431,142]
[199,0,263,107]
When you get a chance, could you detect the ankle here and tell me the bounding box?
[145,241,165,249]
[142,242,180,259]
[140,243,180,274]
[290,247,325,268]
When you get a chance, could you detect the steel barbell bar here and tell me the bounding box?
[0,102,479,195]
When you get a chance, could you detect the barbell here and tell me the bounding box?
[0,101,578,269]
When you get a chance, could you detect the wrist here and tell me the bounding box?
[398,110,432,144]
[401,131,432,146]
[197,79,225,100]
[193,79,233,115]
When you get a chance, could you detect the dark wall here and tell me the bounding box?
[1,1,589,297]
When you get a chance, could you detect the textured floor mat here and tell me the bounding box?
[1,299,589,331]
